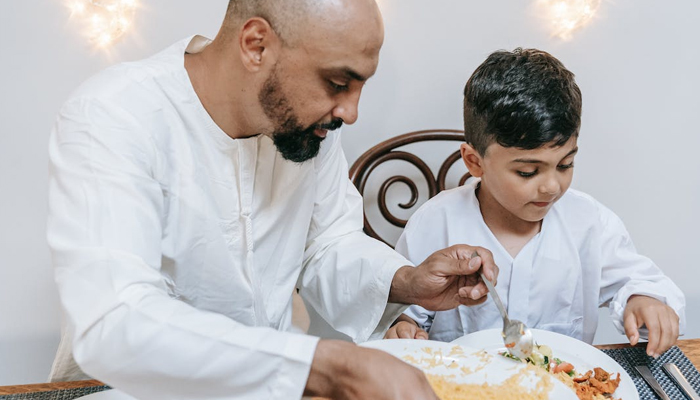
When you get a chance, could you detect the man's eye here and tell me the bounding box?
[558,163,574,170]
[329,81,349,92]
[517,170,537,178]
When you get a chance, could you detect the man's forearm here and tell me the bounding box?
[388,266,418,305]
[304,340,356,398]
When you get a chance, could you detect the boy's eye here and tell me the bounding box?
[517,170,537,178]
[329,80,349,92]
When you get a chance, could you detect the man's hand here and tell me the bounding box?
[624,295,680,358]
[389,245,498,311]
[305,340,438,400]
[384,314,429,339]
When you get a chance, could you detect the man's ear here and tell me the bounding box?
[460,143,484,178]
[238,17,279,72]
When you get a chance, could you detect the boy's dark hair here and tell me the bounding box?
[463,48,582,155]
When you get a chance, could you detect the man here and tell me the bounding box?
[48,0,498,398]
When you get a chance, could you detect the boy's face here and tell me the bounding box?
[461,136,578,223]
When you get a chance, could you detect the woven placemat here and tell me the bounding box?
[0,386,111,400]
[601,345,700,399]
[1,347,696,400]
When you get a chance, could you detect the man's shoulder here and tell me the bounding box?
[66,37,191,108]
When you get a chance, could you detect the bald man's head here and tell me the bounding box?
[195,0,384,162]
[223,0,382,46]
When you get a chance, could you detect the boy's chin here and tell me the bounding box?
[521,216,546,224]
[519,209,550,223]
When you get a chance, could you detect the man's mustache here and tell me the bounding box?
[315,119,343,131]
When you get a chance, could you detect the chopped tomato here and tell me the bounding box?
[552,362,574,374]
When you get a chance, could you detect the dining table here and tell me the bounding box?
[1,338,699,399]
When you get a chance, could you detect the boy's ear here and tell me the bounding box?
[460,143,484,178]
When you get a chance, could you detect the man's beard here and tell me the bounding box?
[259,68,343,163]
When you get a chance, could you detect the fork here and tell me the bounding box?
[474,252,533,359]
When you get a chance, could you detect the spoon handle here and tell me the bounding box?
[479,272,508,322]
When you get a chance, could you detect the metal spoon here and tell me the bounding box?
[473,252,533,359]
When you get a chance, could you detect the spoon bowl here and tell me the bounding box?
[503,319,534,359]
[473,251,533,360]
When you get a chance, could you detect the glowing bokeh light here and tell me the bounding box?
[536,0,601,40]
[67,0,138,48]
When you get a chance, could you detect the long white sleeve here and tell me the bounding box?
[596,203,687,336]
[299,133,410,342]
[395,221,436,332]
[356,183,686,344]
[48,97,318,399]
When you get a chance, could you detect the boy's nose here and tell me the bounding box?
[539,176,560,195]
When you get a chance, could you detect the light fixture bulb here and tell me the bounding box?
[66,0,138,48]
[537,0,601,40]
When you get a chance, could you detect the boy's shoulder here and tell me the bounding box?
[558,188,598,208]
[402,181,479,238]
[410,181,477,218]
[398,182,479,260]
[554,188,623,229]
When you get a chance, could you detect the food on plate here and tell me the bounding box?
[426,364,554,400]
[402,346,560,400]
[501,343,576,375]
[562,367,622,400]
[500,344,621,400]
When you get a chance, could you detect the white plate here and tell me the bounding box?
[361,339,577,399]
[451,328,639,400]
[75,390,136,400]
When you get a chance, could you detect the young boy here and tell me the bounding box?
[385,48,685,358]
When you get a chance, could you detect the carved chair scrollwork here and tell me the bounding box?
[349,129,472,247]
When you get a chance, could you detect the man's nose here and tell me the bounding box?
[332,91,361,125]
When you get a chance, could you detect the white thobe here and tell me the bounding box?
[399,180,685,344]
[47,36,409,399]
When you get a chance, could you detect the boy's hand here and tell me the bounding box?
[385,316,429,340]
[623,295,680,358]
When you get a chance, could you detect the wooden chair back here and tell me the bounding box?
[349,129,471,247]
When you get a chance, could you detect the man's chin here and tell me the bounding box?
[271,126,326,163]
[279,150,320,163]
[274,141,323,163]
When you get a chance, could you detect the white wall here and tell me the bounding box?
[1,0,698,386]
[353,0,700,347]
[0,0,230,385]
